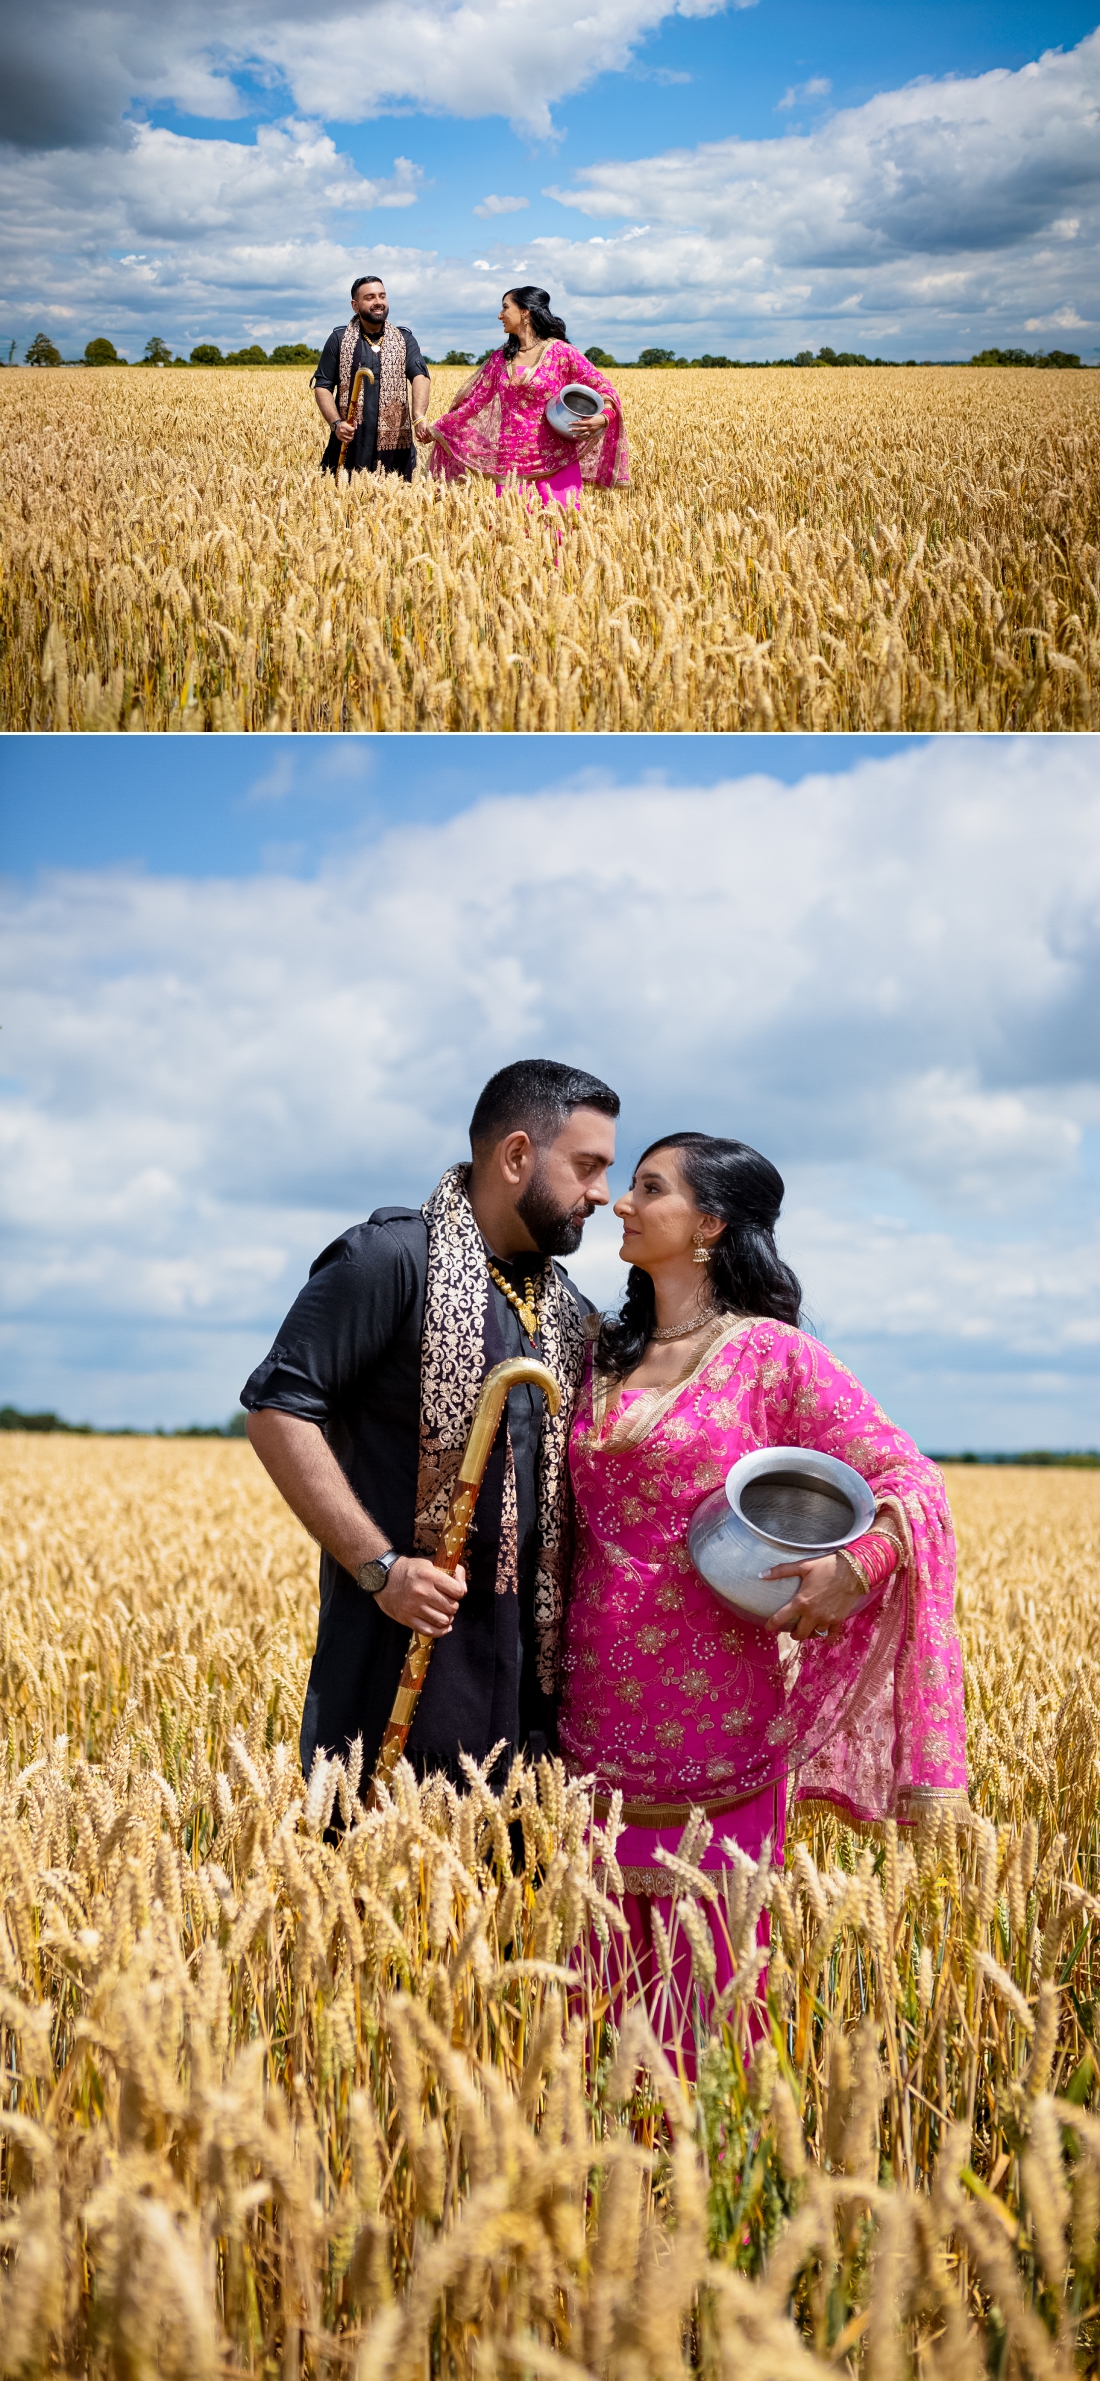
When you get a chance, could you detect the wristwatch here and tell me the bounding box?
[357,1549,401,1597]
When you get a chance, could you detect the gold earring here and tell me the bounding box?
[693,1234,712,1265]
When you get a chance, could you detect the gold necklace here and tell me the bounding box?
[487,1259,542,1341]
[650,1306,718,1343]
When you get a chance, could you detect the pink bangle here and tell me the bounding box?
[841,1529,900,1594]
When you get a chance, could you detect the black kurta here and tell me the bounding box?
[313,324,429,481]
[240,1209,591,1783]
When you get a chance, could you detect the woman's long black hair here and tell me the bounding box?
[502,286,567,358]
[595,1132,802,1378]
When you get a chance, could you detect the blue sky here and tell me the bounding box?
[1,735,1098,1451]
[0,735,919,877]
[2,1,1098,359]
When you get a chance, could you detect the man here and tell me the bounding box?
[313,275,431,481]
[241,1060,619,1787]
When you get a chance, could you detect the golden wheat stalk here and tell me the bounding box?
[0,1435,1097,2374]
[1,365,1097,732]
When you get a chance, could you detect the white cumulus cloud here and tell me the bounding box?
[0,126,428,349]
[777,76,831,111]
[2,21,1099,349]
[1,740,1098,1442]
[474,195,530,217]
[0,0,740,148]
[542,29,1100,348]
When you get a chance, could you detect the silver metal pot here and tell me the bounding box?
[544,383,606,436]
[688,1446,876,1621]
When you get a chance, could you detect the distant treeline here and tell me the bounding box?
[3,1404,1095,1466]
[584,343,1086,371]
[13,336,323,369]
[0,1405,248,1439]
[927,1450,1100,1468]
[10,335,1089,370]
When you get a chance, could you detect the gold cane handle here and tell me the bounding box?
[371,1358,560,1793]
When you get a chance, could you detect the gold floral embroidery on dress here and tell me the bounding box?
[636,1625,669,1655]
[615,1678,644,1707]
[415,1164,585,1687]
[587,1315,759,1448]
[654,1719,684,1748]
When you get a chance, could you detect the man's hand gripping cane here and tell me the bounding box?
[371,1357,560,1800]
[335,365,373,483]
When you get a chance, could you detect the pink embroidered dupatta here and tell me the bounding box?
[558,1317,967,1830]
[428,343,629,488]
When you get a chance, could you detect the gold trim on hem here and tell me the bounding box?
[796,1789,972,1837]
[594,1785,780,1828]
[620,1867,683,1898]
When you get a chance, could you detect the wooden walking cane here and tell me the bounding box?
[371,1356,560,1798]
[336,365,374,485]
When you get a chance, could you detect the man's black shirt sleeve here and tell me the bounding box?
[239,1222,418,1424]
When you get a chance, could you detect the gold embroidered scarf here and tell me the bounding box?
[337,319,411,450]
[414,1165,586,1694]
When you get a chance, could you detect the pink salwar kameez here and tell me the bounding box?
[428,342,628,497]
[559,1316,967,2038]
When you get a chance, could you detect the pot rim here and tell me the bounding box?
[721,1445,876,1553]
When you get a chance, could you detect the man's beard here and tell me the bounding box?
[516,1162,594,1257]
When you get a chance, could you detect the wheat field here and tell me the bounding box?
[2,363,1097,732]
[0,1434,1097,2377]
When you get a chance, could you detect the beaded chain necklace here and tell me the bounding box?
[486,1259,542,1343]
[649,1306,718,1343]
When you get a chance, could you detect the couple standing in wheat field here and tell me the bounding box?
[316,277,628,507]
[243,1057,966,2021]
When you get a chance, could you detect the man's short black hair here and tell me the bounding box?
[351,275,385,300]
[469,1060,619,1153]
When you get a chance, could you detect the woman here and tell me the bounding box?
[558,1133,966,2025]
[418,287,629,505]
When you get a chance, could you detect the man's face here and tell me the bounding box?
[514,1106,616,1257]
[355,282,388,330]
